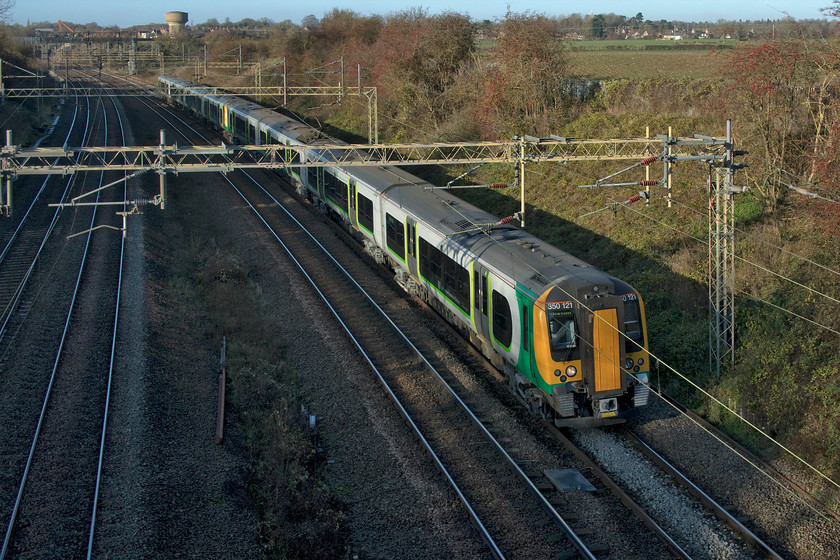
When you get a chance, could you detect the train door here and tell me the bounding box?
[472,263,490,339]
[582,300,623,396]
[406,218,418,276]
[348,180,357,226]
[315,168,325,199]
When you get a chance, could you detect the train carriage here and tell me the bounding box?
[158,75,652,425]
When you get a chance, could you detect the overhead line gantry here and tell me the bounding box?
[0,93,740,378]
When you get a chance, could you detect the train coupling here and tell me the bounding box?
[595,397,619,419]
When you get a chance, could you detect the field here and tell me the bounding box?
[568,48,728,79]
[570,39,734,49]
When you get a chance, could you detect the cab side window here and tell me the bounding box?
[492,290,512,347]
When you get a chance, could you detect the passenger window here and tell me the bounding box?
[386,214,405,260]
[419,237,469,315]
[358,194,374,234]
[324,172,348,214]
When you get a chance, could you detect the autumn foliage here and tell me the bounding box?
[724,39,840,229]
[179,12,840,485]
[475,11,572,137]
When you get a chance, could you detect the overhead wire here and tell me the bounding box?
[424,173,840,504]
[734,254,840,305]
[447,158,838,494]
[478,194,840,510]
[222,69,840,505]
[777,168,840,205]
[373,99,840,509]
[610,193,840,307]
[568,196,840,498]
[612,196,840,334]
[737,289,840,337]
[529,163,840,284]
[0,89,40,130]
[667,196,840,280]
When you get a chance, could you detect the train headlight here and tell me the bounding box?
[624,358,634,370]
[554,369,562,377]
[565,365,577,377]
[638,358,645,366]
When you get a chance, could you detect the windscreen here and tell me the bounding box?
[546,305,576,351]
[622,294,645,353]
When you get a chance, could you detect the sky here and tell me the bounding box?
[12,0,835,28]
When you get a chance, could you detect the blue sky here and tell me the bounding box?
[13,0,835,28]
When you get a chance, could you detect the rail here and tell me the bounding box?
[620,427,784,560]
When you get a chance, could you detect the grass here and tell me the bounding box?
[167,209,349,558]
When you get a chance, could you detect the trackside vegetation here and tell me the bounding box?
[173,8,840,510]
[6,6,840,549]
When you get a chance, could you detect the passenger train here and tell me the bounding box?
[158,75,652,426]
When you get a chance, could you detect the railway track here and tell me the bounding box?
[137,95,601,558]
[619,426,780,558]
[228,163,784,560]
[228,170,607,559]
[2,70,823,558]
[0,85,128,559]
[0,92,85,344]
[147,90,798,558]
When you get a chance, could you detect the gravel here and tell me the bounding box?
[628,396,840,560]
[219,180,491,559]
[69,88,840,560]
[572,428,756,560]
[88,96,264,558]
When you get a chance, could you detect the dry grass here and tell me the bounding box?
[568,49,728,80]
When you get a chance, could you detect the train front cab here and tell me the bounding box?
[531,284,651,425]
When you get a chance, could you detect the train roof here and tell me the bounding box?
[158,76,632,299]
[350,163,622,296]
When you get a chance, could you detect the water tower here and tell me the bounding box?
[165,11,188,35]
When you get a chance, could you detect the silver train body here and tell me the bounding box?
[158,75,652,426]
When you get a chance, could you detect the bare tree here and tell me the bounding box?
[0,0,14,23]
[821,0,840,18]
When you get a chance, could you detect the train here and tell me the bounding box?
[157,75,652,426]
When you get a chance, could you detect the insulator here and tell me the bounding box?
[641,156,658,165]
[489,183,508,189]
[499,216,514,225]
[626,194,641,204]
[640,180,657,186]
